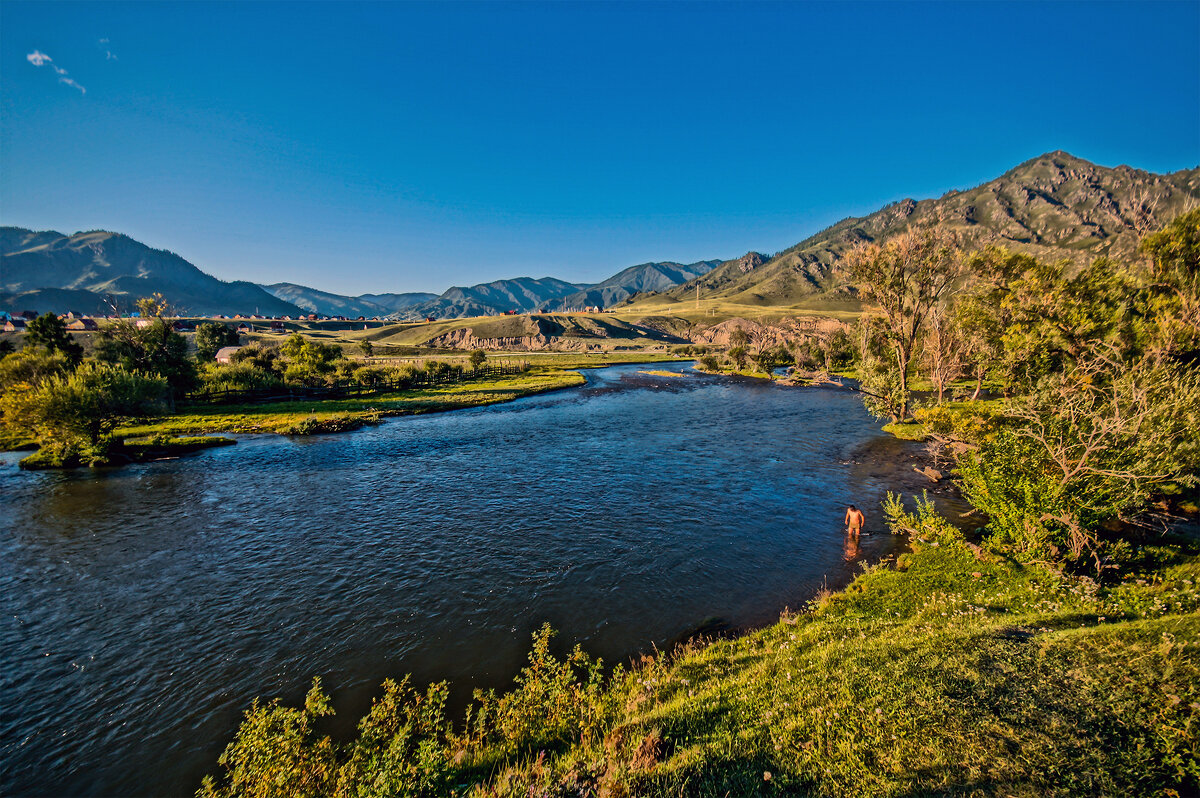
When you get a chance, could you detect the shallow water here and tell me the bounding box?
[0,362,964,796]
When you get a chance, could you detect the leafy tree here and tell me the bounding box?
[25,312,83,365]
[843,226,962,418]
[854,316,908,422]
[752,349,778,375]
[359,339,375,357]
[918,304,965,404]
[195,323,241,362]
[231,342,283,373]
[0,339,14,358]
[280,334,343,386]
[728,346,748,370]
[95,296,196,398]
[0,348,69,391]
[1138,207,1200,358]
[0,362,168,466]
[953,246,1035,399]
[960,357,1200,573]
[790,337,823,371]
[824,328,855,371]
[468,349,487,370]
[1000,257,1138,393]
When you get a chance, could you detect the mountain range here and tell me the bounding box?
[0,228,720,319]
[3,152,1197,320]
[262,283,435,318]
[0,229,305,317]
[259,261,724,319]
[651,151,1200,308]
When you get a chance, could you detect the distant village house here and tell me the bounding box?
[215,346,243,363]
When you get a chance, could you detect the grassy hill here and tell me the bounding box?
[636,151,1200,310]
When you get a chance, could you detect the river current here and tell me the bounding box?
[0,362,962,796]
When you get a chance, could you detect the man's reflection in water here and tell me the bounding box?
[844,530,860,560]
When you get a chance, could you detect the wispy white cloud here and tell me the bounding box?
[98,38,117,60]
[26,49,87,95]
[58,77,86,95]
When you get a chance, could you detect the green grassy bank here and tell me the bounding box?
[117,369,586,438]
[200,518,1199,798]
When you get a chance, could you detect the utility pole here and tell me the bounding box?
[695,284,700,310]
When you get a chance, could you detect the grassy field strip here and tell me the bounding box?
[118,370,586,438]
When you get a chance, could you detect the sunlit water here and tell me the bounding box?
[0,362,966,797]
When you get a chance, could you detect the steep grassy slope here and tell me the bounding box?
[647,151,1200,309]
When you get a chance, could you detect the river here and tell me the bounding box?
[0,362,965,796]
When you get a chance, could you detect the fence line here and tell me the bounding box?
[182,362,528,406]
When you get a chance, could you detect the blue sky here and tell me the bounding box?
[2,1,1197,295]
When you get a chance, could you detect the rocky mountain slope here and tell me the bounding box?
[355,292,439,314]
[404,276,585,319]
[541,260,721,312]
[261,283,434,318]
[655,151,1200,308]
[1,228,304,317]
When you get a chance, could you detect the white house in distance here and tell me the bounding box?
[215,346,243,363]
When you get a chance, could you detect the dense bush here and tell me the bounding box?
[197,362,285,394]
[1,362,167,466]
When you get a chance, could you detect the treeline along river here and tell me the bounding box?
[0,362,964,796]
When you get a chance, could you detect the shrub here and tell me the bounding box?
[198,679,338,798]
[197,362,284,394]
[882,491,963,544]
[1,362,168,467]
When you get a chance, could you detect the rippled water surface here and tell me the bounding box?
[1,363,958,796]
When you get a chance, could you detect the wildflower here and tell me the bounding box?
[763,771,772,781]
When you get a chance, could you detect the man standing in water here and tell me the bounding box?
[845,505,865,537]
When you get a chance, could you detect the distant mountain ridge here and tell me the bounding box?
[0,226,719,319]
[261,283,435,318]
[1,228,305,317]
[655,151,1200,308]
[541,260,721,312]
[406,276,586,319]
[9,152,1186,320]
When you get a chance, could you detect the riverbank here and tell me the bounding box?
[114,368,586,438]
[19,434,235,469]
[201,512,1200,797]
